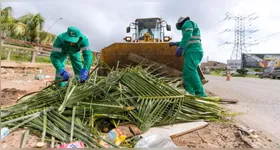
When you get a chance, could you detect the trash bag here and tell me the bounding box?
[134,134,178,148]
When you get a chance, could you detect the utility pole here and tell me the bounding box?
[219,12,259,60]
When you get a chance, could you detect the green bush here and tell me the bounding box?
[0,51,8,60]
[232,74,246,77]
[36,56,51,63]
[252,68,263,72]
[10,52,31,62]
[236,69,248,76]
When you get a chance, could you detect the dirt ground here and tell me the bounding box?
[173,122,279,148]
[1,88,27,106]
[1,67,55,98]
[0,129,40,148]
[0,66,55,148]
[0,67,279,148]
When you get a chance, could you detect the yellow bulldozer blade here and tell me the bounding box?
[99,42,207,83]
[100,42,183,70]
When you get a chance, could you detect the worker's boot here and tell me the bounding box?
[202,79,209,85]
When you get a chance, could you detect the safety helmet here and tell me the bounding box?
[177,17,186,24]
[176,16,190,30]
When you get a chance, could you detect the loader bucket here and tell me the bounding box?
[99,42,184,76]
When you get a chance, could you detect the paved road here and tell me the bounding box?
[204,75,280,142]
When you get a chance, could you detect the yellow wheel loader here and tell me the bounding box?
[98,17,208,84]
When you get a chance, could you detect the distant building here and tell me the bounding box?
[201,61,227,69]
[200,61,227,74]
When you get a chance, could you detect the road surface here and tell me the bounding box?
[204,75,280,142]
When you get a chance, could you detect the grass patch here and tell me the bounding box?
[246,75,259,78]
[10,52,31,62]
[36,56,51,63]
[209,71,224,76]
[1,50,97,67]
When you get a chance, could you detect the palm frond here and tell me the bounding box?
[1,65,228,148]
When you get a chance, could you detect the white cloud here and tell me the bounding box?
[2,0,280,63]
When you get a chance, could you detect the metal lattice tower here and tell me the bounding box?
[219,13,259,60]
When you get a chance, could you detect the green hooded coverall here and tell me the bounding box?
[174,20,207,97]
[50,27,93,87]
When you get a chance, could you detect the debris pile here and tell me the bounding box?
[1,66,226,148]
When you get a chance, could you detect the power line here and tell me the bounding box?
[46,18,63,32]
[218,12,259,60]
[252,32,280,42]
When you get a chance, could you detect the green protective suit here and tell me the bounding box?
[50,33,93,87]
[175,20,207,97]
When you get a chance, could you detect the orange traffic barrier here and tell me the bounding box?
[226,72,230,81]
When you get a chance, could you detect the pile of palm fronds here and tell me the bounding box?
[1,66,225,148]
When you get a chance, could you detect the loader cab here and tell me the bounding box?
[124,17,172,42]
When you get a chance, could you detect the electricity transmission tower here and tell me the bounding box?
[219,12,259,60]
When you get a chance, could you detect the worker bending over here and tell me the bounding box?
[169,17,207,97]
[50,26,93,87]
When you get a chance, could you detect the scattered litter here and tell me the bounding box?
[135,134,178,148]
[99,128,127,147]
[36,142,46,148]
[141,122,208,138]
[60,141,85,148]
[35,74,45,80]
[99,137,113,148]
[0,127,9,140]
[108,128,127,145]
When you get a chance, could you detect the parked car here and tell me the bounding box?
[271,68,280,79]
[259,68,273,79]
[246,70,260,75]
[259,68,279,79]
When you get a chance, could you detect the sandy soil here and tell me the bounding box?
[0,67,56,148]
[1,88,27,106]
[0,129,40,148]
[173,122,279,148]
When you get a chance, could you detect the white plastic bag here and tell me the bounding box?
[0,127,9,140]
[134,134,178,148]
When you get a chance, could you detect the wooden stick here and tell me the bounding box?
[220,98,239,103]
[170,123,209,139]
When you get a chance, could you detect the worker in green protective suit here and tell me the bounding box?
[169,17,207,97]
[50,26,93,87]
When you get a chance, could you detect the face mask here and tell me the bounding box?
[176,23,182,30]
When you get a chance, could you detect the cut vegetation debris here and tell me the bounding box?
[1,66,229,148]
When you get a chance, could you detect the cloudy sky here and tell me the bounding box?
[2,0,280,63]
